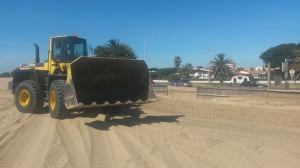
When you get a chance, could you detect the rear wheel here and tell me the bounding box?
[14,80,43,113]
[49,80,69,119]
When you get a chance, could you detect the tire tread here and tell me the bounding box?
[49,80,69,119]
[14,80,43,113]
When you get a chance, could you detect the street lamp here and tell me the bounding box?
[143,36,156,83]
[144,35,156,62]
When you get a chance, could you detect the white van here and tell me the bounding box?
[230,75,250,84]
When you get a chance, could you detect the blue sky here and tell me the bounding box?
[0,0,300,72]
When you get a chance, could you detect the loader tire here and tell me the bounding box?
[49,80,69,119]
[14,80,43,113]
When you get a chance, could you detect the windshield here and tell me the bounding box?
[72,38,87,57]
[52,37,87,62]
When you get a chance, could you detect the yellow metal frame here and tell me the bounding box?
[48,38,70,74]
[34,37,71,75]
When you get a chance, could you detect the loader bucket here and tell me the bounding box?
[64,57,149,109]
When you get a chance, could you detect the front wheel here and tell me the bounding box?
[49,80,69,119]
[14,80,43,113]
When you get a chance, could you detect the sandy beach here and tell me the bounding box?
[0,78,300,168]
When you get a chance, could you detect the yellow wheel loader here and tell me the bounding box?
[11,36,151,119]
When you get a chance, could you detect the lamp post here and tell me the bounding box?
[143,35,156,84]
[144,36,156,62]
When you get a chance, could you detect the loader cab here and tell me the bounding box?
[50,36,88,63]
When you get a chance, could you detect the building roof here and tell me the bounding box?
[193,68,212,72]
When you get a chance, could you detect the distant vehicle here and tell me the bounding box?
[240,80,267,87]
[171,79,192,87]
[230,75,250,84]
[231,75,267,87]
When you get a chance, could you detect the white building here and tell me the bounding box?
[190,68,212,79]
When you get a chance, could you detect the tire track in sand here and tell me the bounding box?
[142,100,300,128]
[54,120,91,168]
[87,120,119,168]
[43,119,91,168]
[126,125,199,168]
[0,115,56,168]
[114,126,169,168]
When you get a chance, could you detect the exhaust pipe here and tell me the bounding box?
[34,43,40,64]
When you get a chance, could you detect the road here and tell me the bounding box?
[0,78,300,168]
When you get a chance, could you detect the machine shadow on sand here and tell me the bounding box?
[69,104,144,119]
[29,104,182,129]
[81,105,183,131]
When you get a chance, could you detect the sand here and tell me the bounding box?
[0,78,300,168]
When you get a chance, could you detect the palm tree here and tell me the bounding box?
[209,53,234,83]
[174,56,182,69]
[179,63,193,79]
[94,39,137,59]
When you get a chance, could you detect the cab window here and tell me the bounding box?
[52,37,87,62]
[53,40,64,60]
[74,43,84,57]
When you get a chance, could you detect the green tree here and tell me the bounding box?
[179,63,193,79]
[174,56,182,69]
[0,72,11,77]
[209,53,234,83]
[158,68,177,77]
[260,43,300,68]
[94,39,137,59]
[149,68,177,80]
[149,68,163,79]
[167,73,180,82]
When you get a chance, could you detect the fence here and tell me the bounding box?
[196,86,267,96]
[151,84,168,95]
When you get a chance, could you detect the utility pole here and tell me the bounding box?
[144,36,156,61]
[267,62,271,89]
[282,58,289,89]
[143,35,156,83]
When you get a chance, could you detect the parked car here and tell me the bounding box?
[240,80,267,87]
[230,75,250,84]
[171,79,192,87]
